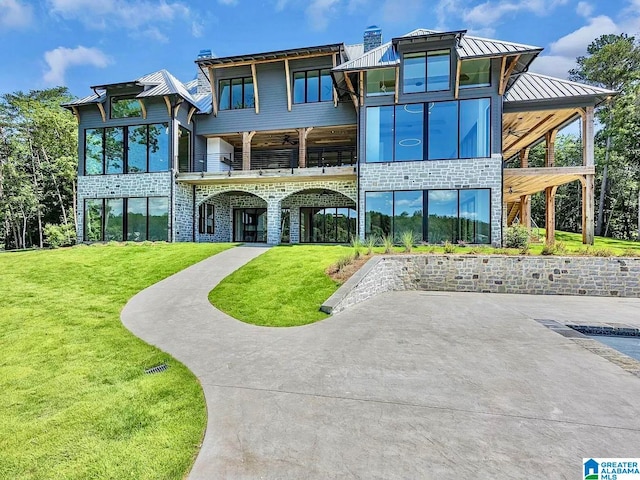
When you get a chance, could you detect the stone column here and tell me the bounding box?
[289,206,300,243]
[266,199,282,245]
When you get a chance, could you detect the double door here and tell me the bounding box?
[233,208,266,243]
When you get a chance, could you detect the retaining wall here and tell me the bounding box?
[321,255,640,314]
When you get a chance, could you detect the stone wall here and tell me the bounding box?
[358,155,503,246]
[77,172,172,241]
[322,255,640,314]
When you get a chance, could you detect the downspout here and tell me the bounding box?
[192,185,196,242]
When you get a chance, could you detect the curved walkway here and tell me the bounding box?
[123,247,640,479]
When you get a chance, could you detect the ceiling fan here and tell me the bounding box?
[505,127,528,138]
[282,134,299,145]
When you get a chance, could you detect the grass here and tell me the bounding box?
[0,242,234,480]
[209,244,353,327]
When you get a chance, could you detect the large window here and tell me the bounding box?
[366,68,396,96]
[403,50,450,93]
[219,77,254,110]
[178,126,191,172]
[300,207,356,243]
[365,189,490,244]
[84,124,169,175]
[365,98,490,162]
[293,69,333,104]
[110,97,142,119]
[199,203,214,234]
[460,59,491,88]
[84,197,169,242]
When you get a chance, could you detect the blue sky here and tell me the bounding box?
[0,0,638,98]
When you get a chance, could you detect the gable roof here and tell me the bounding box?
[504,72,616,105]
[333,28,542,72]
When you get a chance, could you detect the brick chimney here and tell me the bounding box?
[363,25,382,52]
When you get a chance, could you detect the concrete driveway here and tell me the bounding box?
[122,247,640,479]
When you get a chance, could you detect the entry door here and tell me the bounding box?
[233,208,267,242]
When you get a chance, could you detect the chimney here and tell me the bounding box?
[196,49,213,94]
[363,25,382,52]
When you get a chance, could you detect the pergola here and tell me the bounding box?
[502,72,615,245]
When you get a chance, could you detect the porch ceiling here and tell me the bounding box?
[503,166,595,202]
[215,125,356,149]
[502,108,582,161]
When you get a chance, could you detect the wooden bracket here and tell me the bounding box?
[96,102,106,122]
[284,59,292,112]
[344,73,359,111]
[187,106,196,125]
[71,106,80,124]
[454,58,462,99]
[209,67,218,117]
[499,54,521,95]
[138,99,147,119]
[163,95,172,117]
[251,63,259,114]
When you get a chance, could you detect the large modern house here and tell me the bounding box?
[64,26,614,246]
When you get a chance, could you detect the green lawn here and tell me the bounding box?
[209,245,352,327]
[0,242,233,480]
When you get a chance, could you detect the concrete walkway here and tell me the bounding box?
[122,249,640,479]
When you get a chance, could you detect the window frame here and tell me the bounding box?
[365,68,396,97]
[83,123,170,176]
[84,197,169,242]
[459,58,492,89]
[292,68,333,104]
[198,203,215,235]
[218,77,255,110]
[364,97,492,163]
[364,188,492,244]
[402,49,452,94]
[110,96,142,119]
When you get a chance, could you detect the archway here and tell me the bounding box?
[197,190,268,243]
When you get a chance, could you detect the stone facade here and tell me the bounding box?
[323,255,640,314]
[77,172,172,241]
[174,179,357,244]
[358,155,503,246]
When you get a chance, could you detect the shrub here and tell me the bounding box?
[334,253,355,272]
[44,223,76,248]
[592,247,614,257]
[504,224,529,249]
[350,236,362,259]
[381,234,394,254]
[541,243,556,255]
[365,235,377,255]
[442,240,456,254]
[622,248,640,257]
[400,230,415,253]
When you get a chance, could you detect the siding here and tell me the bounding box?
[195,58,357,135]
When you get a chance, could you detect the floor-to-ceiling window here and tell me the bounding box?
[300,207,356,243]
[233,209,267,243]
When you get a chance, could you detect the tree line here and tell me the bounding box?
[1,34,639,249]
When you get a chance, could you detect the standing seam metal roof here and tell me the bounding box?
[504,72,616,103]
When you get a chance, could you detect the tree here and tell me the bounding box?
[570,34,640,236]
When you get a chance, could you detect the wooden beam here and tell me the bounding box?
[545,185,558,246]
[96,102,106,122]
[394,67,399,104]
[454,58,462,99]
[174,102,181,117]
[332,54,338,108]
[498,56,507,96]
[208,51,335,69]
[344,72,358,110]
[163,95,172,117]
[208,67,218,117]
[583,174,595,244]
[499,54,521,95]
[358,71,364,107]
[520,195,531,229]
[581,106,595,166]
[503,113,555,152]
[138,99,147,119]
[297,127,313,168]
[519,147,530,168]
[242,131,256,170]
[187,106,196,125]
[71,106,80,124]
[284,59,292,112]
[251,63,259,114]
[545,129,558,167]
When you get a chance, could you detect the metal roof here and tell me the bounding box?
[504,72,616,104]
[196,43,342,67]
[63,69,202,111]
[343,43,364,61]
[333,28,543,72]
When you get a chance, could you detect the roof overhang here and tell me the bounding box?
[196,43,343,67]
[392,30,467,47]
[504,166,595,202]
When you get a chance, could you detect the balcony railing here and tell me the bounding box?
[189,146,356,173]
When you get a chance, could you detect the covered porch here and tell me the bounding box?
[502,72,615,245]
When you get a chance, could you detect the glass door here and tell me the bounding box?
[233,208,267,242]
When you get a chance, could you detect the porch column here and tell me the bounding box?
[266,198,282,245]
[297,127,313,168]
[582,106,595,245]
[519,147,531,228]
[544,130,558,246]
[242,131,256,171]
[289,206,300,243]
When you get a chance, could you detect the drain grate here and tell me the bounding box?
[567,324,640,337]
[144,363,169,375]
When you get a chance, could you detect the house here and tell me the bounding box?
[64,26,614,246]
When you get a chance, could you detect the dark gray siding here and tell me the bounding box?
[195,57,357,135]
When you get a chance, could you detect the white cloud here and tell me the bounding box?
[305,0,340,31]
[191,20,204,37]
[576,1,593,17]
[43,46,111,85]
[138,27,169,43]
[0,0,33,30]
[47,0,193,38]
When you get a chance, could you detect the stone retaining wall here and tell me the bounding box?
[321,255,640,314]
